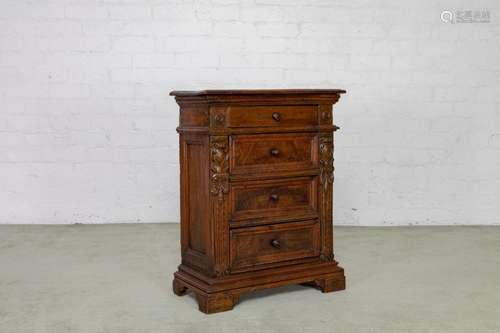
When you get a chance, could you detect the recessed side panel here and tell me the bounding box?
[180,133,211,273]
[187,143,207,254]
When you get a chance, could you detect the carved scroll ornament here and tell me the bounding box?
[210,137,229,199]
[319,135,334,192]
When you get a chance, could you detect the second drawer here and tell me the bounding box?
[229,133,318,175]
[229,177,318,223]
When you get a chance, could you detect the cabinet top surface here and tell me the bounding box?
[170,89,346,97]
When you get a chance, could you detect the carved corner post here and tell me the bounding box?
[318,132,336,264]
[209,107,230,277]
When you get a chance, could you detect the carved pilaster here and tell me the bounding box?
[319,133,335,263]
[319,134,334,193]
[210,135,229,278]
[210,136,229,200]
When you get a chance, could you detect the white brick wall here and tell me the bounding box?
[1,0,499,225]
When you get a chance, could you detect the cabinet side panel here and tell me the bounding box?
[187,143,208,253]
[180,133,211,272]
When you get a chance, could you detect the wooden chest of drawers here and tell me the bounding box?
[171,89,346,313]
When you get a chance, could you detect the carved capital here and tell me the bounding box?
[319,104,332,125]
[210,136,229,200]
[321,110,331,122]
[210,107,226,129]
[319,135,334,192]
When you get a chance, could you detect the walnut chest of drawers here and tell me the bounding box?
[170,89,346,314]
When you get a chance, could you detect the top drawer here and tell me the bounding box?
[226,105,318,128]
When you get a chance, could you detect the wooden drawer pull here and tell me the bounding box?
[271,112,281,121]
[270,148,280,157]
[270,193,279,201]
[270,239,281,249]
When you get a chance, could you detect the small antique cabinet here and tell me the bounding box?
[170,89,346,314]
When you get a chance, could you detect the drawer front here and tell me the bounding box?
[227,105,318,128]
[230,177,317,222]
[230,220,320,271]
[230,133,318,174]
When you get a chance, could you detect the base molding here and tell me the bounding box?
[173,261,345,314]
[301,276,346,293]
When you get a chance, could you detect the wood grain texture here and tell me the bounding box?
[173,89,346,313]
[229,219,320,272]
[229,177,317,223]
[230,133,318,175]
[227,105,318,128]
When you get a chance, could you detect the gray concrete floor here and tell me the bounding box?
[1,224,499,333]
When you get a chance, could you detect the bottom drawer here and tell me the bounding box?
[229,220,320,271]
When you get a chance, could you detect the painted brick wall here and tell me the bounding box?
[1,0,499,225]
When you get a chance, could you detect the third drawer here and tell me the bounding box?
[229,176,318,225]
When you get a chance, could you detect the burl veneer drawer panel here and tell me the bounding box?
[227,105,318,128]
[229,133,318,174]
[229,220,320,271]
[229,177,317,222]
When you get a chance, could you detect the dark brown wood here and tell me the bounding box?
[229,177,317,223]
[230,133,318,175]
[172,89,346,314]
[172,278,188,296]
[301,276,346,292]
[227,105,318,128]
[229,219,320,272]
